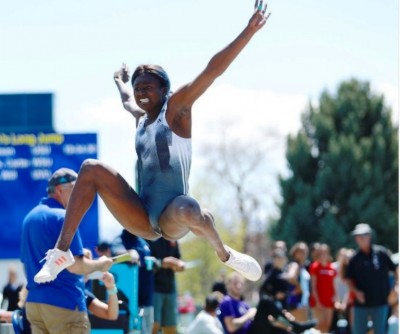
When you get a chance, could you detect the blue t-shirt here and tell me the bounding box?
[218,295,252,334]
[20,197,86,311]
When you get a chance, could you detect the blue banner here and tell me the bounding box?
[0,132,99,259]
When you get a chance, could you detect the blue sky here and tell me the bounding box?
[1,0,398,240]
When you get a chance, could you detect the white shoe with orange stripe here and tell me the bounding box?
[34,248,75,283]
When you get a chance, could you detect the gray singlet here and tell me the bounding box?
[135,100,191,229]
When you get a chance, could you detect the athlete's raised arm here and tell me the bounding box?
[114,63,145,123]
[167,1,270,136]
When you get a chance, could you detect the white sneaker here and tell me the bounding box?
[34,248,75,283]
[222,245,262,281]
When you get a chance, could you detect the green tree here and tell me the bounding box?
[271,79,398,252]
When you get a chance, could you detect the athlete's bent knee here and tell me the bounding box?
[80,158,101,171]
[79,159,107,179]
[173,197,202,223]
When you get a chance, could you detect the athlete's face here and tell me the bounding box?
[133,73,167,112]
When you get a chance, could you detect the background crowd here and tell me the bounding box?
[199,226,398,334]
[256,231,398,334]
[1,219,398,334]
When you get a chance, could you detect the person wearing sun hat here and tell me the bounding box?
[345,223,398,334]
[351,223,373,237]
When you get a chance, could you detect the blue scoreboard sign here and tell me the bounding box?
[0,132,99,259]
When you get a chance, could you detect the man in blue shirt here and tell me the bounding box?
[21,168,113,334]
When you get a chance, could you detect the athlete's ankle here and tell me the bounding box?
[55,244,69,252]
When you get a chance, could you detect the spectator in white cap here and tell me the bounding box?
[351,223,372,236]
[345,223,398,334]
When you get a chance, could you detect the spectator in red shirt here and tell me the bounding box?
[309,243,337,333]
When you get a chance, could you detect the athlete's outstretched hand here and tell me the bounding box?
[114,63,130,84]
[249,0,271,32]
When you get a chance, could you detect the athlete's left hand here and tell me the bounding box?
[248,0,271,31]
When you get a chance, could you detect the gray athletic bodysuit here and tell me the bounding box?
[136,100,191,230]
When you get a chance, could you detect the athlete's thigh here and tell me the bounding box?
[93,162,156,238]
